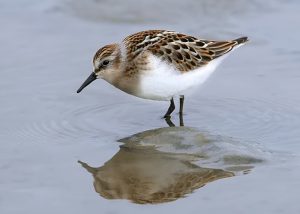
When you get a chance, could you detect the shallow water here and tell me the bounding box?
[1,0,300,213]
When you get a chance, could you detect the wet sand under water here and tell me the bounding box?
[1,0,300,213]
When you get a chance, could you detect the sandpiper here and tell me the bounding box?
[77,30,248,118]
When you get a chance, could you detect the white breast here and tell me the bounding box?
[136,54,227,101]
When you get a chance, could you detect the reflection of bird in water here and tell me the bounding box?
[78,122,264,204]
[78,146,234,204]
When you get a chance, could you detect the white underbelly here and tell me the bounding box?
[137,55,225,101]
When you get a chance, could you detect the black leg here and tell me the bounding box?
[179,95,184,114]
[163,98,175,118]
[165,117,175,127]
[179,112,184,126]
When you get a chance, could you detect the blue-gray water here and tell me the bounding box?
[1,0,300,213]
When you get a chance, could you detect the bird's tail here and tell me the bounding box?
[233,36,249,45]
[201,36,249,60]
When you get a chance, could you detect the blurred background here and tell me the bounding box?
[1,0,300,213]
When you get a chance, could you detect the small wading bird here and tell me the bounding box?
[77,30,248,118]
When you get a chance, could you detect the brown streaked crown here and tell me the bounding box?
[93,43,119,64]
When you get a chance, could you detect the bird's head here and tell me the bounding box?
[77,43,121,93]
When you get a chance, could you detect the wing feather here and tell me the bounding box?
[123,30,248,73]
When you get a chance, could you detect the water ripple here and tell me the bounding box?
[6,97,300,146]
[189,97,300,145]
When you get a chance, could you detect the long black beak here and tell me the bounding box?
[77,73,97,93]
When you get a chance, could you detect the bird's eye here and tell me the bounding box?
[102,60,110,66]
